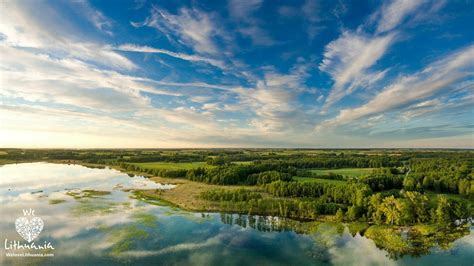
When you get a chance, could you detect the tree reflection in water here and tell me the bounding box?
[219,213,471,260]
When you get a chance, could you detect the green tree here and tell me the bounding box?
[452,200,469,220]
[368,193,384,224]
[380,196,403,225]
[422,176,433,189]
[403,177,416,191]
[435,195,451,224]
[346,206,358,221]
[335,208,344,222]
[404,191,429,223]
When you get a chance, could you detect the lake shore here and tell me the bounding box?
[133,175,335,222]
[140,175,270,212]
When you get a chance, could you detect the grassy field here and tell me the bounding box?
[131,162,210,170]
[138,176,264,211]
[233,161,254,165]
[294,177,346,184]
[310,168,374,177]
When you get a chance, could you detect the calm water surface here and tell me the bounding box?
[0,163,472,265]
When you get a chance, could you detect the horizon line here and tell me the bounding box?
[1,147,473,150]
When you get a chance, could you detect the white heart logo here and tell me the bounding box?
[15,216,44,243]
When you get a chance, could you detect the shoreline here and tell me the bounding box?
[2,161,472,225]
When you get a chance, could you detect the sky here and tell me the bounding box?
[0,0,473,148]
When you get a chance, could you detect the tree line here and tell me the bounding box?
[265,181,372,207]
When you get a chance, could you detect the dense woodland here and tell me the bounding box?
[1,148,472,225]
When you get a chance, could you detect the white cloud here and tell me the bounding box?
[319,31,395,111]
[158,107,218,131]
[302,0,320,23]
[228,0,275,46]
[0,105,176,149]
[0,45,182,113]
[237,25,275,46]
[191,96,214,103]
[302,0,323,39]
[0,1,136,71]
[399,98,443,121]
[375,0,425,33]
[234,65,313,132]
[116,43,227,70]
[319,0,447,113]
[134,7,227,55]
[73,0,114,36]
[278,0,322,40]
[317,45,474,129]
[399,90,474,122]
[116,229,238,258]
[228,0,263,19]
[141,79,235,92]
[329,233,396,266]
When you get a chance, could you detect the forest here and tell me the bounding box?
[0,148,472,226]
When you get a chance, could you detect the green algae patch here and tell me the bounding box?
[71,200,132,216]
[66,189,111,199]
[100,225,149,257]
[83,189,111,196]
[131,190,180,210]
[49,199,67,205]
[132,212,158,227]
[97,212,162,258]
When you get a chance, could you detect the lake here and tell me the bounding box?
[0,163,472,265]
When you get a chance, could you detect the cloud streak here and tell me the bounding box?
[317,45,474,129]
[74,0,114,36]
[319,0,445,112]
[116,43,227,69]
[374,0,425,33]
[133,7,228,55]
[319,31,395,111]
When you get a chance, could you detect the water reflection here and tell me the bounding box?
[0,163,472,266]
[217,213,472,261]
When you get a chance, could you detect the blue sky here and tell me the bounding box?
[0,0,473,148]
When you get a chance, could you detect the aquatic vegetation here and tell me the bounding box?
[132,212,158,227]
[100,225,149,257]
[131,190,180,210]
[66,189,111,199]
[70,200,131,216]
[98,211,162,258]
[49,199,67,205]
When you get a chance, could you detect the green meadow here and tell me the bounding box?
[310,168,374,177]
[131,161,210,170]
[293,177,346,184]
